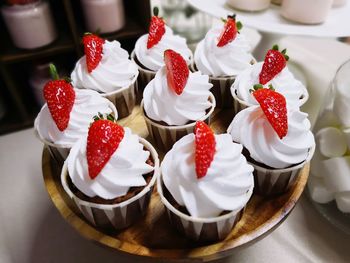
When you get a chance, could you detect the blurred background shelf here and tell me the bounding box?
[0,0,151,135]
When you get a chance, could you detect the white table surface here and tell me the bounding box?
[2,36,350,262]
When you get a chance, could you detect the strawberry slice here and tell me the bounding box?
[86,119,124,179]
[147,7,165,49]
[194,121,216,179]
[217,14,242,47]
[164,49,189,95]
[43,64,75,131]
[259,45,289,85]
[252,85,288,139]
[83,33,105,73]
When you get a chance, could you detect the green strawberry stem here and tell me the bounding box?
[93,112,115,122]
[153,6,159,16]
[49,64,59,80]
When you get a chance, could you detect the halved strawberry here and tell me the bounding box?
[217,14,242,47]
[194,121,216,179]
[82,33,105,73]
[43,64,75,132]
[259,45,289,85]
[252,85,288,139]
[164,49,189,95]
[147,7,165,49]
[86,119,124,179]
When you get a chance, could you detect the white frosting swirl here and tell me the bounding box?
[194,26,254,77]
[228,105,315,169]
[143,66,213,126]
[233,62,308,107]
[67,128,154,199]
[162,133,254,218]
[134,26,193,71]
[35,89,116,147]
[71,40,138,93]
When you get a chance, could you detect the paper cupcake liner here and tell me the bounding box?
[250,145,315,196]
[141,93,216,152]
[231,87,250,116]
[157,173,251,242]
[190,63,235,108]
[102,73,138,119]
[130,50,156,99]
[34,102,118,166]
[61,138,160,230]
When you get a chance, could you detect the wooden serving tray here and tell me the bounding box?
[42,106,309,262]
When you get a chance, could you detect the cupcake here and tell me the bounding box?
[228,87,315,195]
[231,45,308,115]
[71,33,139,118]
[34,64,117,163]
[226,0,271,12]
[142,49,215,152]
[158,121,254,242]
[61,117,160,230]
[131,7,193,94]
[193,15,255,108]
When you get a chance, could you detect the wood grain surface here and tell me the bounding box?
[42,106,310,262]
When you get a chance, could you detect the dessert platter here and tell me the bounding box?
[38,10,315,261]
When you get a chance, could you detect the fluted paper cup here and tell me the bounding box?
[102,72,138,119]
[231,86,309,117]
[34,102,118,166]
[61,138,160,230]
[141,93,216,153]
[250,145,315,196]
[157,172,252,242]
[131,50,156,98]
[190,63,235,108]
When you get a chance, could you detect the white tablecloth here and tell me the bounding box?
[1,38,350,263]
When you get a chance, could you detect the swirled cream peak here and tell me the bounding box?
[194,26,254,77]
[233,62,308,107]
[67,127,154,199]
[71,40,138,93]
[134,26,193,71]
[34,89,116,147]
[143,66,213,126]
[228,105,315,169]
[162,133,254,218]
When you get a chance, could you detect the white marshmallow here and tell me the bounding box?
[313,108,340,131]
[322,156,350,192]
[333,83,350,128]
[308,176,334,204]
[316,127,347,158]
[341,127,350,152]
[335,192,350,213]
[310,147,327,178]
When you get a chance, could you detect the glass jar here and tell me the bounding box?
[160,0,212,44]
[1,0,57,49]
[80,0,125,34]
[309,59,350,215]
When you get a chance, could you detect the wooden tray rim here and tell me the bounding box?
[42,147,310,261]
